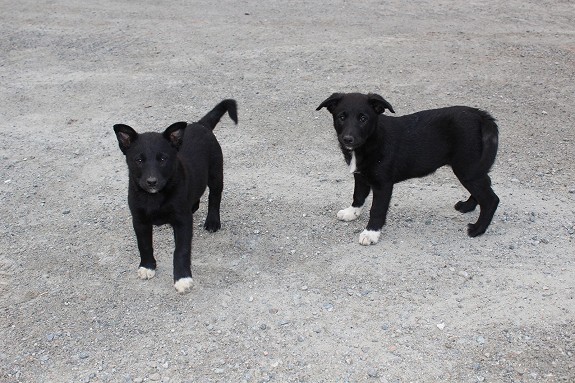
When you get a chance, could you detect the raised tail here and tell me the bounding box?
[197,99,238,130]
[476,109,499,175]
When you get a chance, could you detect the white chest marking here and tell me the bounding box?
[349,151,357,173]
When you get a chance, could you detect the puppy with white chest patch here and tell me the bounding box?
[317,92,499,245]
[114,99,237,293]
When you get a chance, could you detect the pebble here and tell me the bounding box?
[133,379,143,383]
[149,373,161,381]
[78,351,89,359]
[437,323,446,330]
[367,368,379,378]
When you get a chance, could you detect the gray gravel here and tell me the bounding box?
[1,0,574,382]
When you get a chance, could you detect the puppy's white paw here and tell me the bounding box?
[337,206,363,221]
[359,230,381,246]
[138,267,156,280]
[174,277,194,294]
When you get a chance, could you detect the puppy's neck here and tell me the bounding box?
[348,151,357,173]
[342,149,358,173]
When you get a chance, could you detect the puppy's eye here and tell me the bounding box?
[135,157,144,164]
[359,114,368,123]
[158,154,168,162]
[338,114,346,121]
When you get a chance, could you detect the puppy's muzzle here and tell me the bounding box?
[140,177,160,193]
[339,135,360,150]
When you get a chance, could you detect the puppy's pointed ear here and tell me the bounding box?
[368,93,395,114]
[163,121,187,150]
[113,124,138,155]
[316,93,344,113]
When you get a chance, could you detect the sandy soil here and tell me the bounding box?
[1,0,574,382]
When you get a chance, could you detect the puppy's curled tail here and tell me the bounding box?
[476,110,499,176]
[198,99,238,130]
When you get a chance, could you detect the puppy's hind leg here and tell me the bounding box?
[454,195,478,213]
[338,174,370,221]
[459,175,499,237]
[204,168,223,233]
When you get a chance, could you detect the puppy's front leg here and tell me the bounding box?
[359,184,393,245]
[172,221,194,294]
[133,219,156,279]
[337,174,371,221]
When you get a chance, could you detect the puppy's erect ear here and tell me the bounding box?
[163,121,188,150]
[368,93,395,114]
[316,93,344,113]
[113,124,138,155]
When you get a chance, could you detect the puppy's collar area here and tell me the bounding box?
[349,151,357,173]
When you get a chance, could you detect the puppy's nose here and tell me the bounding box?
[342,135,355,145]
[146,177,158,187]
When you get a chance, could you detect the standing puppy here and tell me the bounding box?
[114,99,237,292]
[317,92,499,245]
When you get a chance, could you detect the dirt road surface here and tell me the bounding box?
[1,1,574,382]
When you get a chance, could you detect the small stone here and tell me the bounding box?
[149,373,161,381]
[79,351,89,359]
[260,323,267,330]
[62,210,71,215]
[437,323,446,330]
[301,285,308,291]
[214,368,225,374]
[133,378,143,383]
[476,336,486,344]
[367,368,379,378]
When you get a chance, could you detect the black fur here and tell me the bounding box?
[114,99,238,292]
[317,92,499,243]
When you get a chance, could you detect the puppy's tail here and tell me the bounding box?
[476,110,499,176]
[198,99,238,130]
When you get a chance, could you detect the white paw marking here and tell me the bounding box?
[337,206,363,221]
[349,151,357,173]
[359,229,381,246]
[138,267,155,280]
[174,277,194,294]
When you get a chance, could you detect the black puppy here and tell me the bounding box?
[317,92,499,245]
[114,99,237,292]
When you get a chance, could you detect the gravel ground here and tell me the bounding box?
[1,0,574,382]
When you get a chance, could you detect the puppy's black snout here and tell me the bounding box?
[146,177,158,187]
[342,135,355,145]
